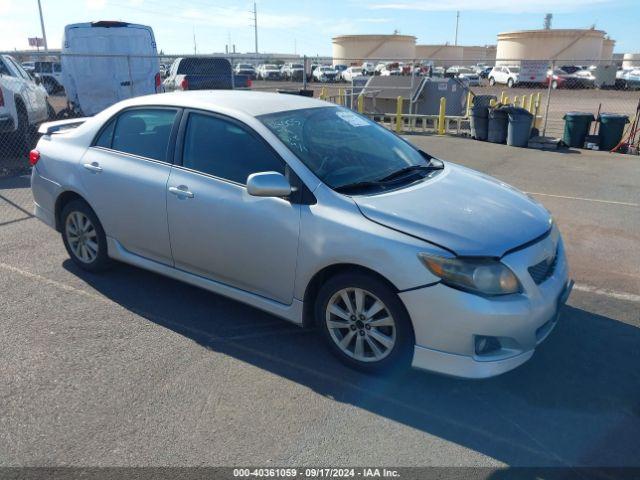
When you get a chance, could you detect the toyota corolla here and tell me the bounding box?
[30,91,572,378]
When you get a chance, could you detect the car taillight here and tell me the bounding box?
[155,72,161,90]
[29,149,40,166]
[246,78,252,88]
[180,78,189,90]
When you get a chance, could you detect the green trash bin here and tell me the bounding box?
[562,112,595,148]
[598,113,629,151]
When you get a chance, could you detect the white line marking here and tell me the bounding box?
[573,283,640,303]
[525,192,639,207]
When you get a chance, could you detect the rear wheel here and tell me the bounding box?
[507,78,514,88]
[12,102,32,156]
[316,272,414,373]
[61,200,111,272]
[489,77,496,86]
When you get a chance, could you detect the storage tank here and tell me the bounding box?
[622,53,640,69]
[496,29,607,64]
[415,44,463,67]
[332,34,416,64]
[600,38,615,61]
[461,45,497,64]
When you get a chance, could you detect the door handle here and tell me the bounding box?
[83,162,102,173]
[168,185,194,198]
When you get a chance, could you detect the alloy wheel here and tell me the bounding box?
[65,211,99,263]
[325,288,396,362]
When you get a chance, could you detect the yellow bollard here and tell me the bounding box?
[437,96,446,135]
[528,93,535,113]
[514,96,519,107]
[320,86,327,101]
[465,91,473,118]
[499,91,505,104]
[503,96,510,105]
[395,96,403,133]
[357,94,364,113]
[489,99,497,108]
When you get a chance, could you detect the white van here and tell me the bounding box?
[61,21,161,116]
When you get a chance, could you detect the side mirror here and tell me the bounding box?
[247,171,293,198]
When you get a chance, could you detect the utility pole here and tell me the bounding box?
[253,2,259,54]
[454,11,460,46]
[192,26,197,55]
[37,0,48,52]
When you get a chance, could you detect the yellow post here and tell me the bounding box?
[319,86,326,101]
[338,88,344,106]
[489,99,497,108]
[514,96,519,107]
[437,96,446,135]
[528,93,535,113]
[465,91,473,117]
[357,94,364,113]
[503,96,510,105]
[534,92,541,128]
[499,91,505,104]
[395,96,403,133]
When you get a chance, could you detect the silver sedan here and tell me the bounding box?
[30,91,572,378]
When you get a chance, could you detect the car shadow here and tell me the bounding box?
[63,259,640,467]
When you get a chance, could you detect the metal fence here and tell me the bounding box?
[1,51,639,178]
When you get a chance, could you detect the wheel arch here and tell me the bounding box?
[54,190,94,232]
[302,263,400,328]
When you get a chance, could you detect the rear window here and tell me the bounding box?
[177,58,231,75]
[109,108,178,162]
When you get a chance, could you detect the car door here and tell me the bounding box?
[166,110,301,305]
[79,107,180,265]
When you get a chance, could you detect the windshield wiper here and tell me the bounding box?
[377,161,444,182]
[334,180,386,193]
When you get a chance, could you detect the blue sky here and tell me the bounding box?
[1,0,638,55]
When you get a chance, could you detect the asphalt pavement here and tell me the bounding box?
[0,136,638,467]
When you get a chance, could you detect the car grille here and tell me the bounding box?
[528,248,558,284]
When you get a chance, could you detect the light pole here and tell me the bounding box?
[37,0,48,52]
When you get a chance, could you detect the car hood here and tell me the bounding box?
[353,163,551,257]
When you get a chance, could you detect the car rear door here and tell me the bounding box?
[166,110,301,304]
[79,107,180,265]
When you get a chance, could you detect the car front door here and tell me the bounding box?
[79,107,180,265]
[166,110,301,305]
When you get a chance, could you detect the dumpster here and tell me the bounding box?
[487,107,509,144]
[507,107,534,147]
[598,113,629,151]
[562,112,595,147]
[470,105,489,141]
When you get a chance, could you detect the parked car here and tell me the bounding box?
[488,65,520,87]
[21,61,36,73]
[163,57,251,91]
[234,63,256,80]
[380,63,402,76]
[31,91,572,378]
[60,21,162,116]
[280,63,304,81]
[333,64,348,81]
[615,68,640,90]
[341,66,364,83]
[0,54,51,154]
[361,62,375,76]
[478,66,493,79]
[447,66,480,86]
[32,61,64,94]
[545,67,595,89]
[257,64,281,81]
[313,65,338,82]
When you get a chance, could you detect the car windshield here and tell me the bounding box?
[238,64,253,69]
[320,67,333,72]
[509,67,520,73]
[292,64,303,68]
[259,107,431,190]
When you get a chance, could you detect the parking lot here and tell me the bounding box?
[1,135,638,467]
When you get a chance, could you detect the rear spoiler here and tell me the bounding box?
[38,118,89,135]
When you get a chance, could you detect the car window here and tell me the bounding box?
[182,112,284,185]
[6,56,30,80]
[0,59,11,76]
[111,109,178,162]
[94,119,116,148]
[54,63,61,73]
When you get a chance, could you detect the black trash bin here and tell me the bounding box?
[487,107,509,144]
[598,113,629,151]
[562,112,595,147]
[507,107,534,147]
[470,105,489,141]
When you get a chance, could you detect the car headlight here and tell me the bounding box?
[418,254,521,296]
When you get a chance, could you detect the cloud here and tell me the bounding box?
[86,0,107,10]
[367,0,613,13]
[181,6,310,30]
[0,0,12,15]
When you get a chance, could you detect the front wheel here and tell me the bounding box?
[61,200,111,272]
[489,77,496,86]
[316,273,414,373]
[507,78,514,88]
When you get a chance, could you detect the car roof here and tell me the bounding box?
[124,90,331,117]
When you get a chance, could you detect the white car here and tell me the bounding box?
[361,62,375,76]
[0,54,51,154]
[30,91,571,378]
[342,66,364,83]
[380,64,402,76]
[257,64,281,81]
[488,66,520,87]
[313,66,338,82]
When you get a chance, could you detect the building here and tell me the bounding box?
[495,29,615,64]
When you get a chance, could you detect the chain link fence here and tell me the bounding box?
[2,51,639,180]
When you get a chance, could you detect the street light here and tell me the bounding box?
[37,0,48,51]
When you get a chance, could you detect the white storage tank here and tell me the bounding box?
[415,45,463,67]
[496,29,607,64]
[622,53,640,69]
[600,38,615,61]
[332,34,416,64]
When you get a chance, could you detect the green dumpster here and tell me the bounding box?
[562,112,595,148]
[598,113,629,151]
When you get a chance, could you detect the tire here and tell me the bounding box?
[12,102,32,156]
[315,272,415,373]
[47,102,56,120]
[507,78,514,88]
[61,199,111,272]
[551,80,558,90]
[489,77,496,86]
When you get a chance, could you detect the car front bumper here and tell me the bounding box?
[401,233,572,379]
